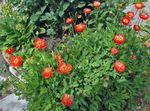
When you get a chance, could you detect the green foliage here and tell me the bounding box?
[141,20,150,36]
[12,24,150,111]
[6,0,142,38]
[90,0,147,28]
[0,0,150,111]
[0,18,35,49]
[0,4,36,49]
[1,0,143,49]
[7,0,95,38]
[57,25,150,111]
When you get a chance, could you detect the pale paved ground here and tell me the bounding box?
[0,94,27,111]
[123,0,150,37]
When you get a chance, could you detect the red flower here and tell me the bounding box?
[113,34,125,44]
[34,38,46,49]
[127,11,134,18]
[93,1,101,8]
[121,16,130,25]
[54,53,64,64]
[65,18,75,25]
[134,2,144,9]
[139,12,149,20]
[9,55,23,67]
[74,23,86,33]
[42,65,53,78]
[57,62,72,74]
[133,25,140,31]
[63,27,68,32]
[62,94,74,107]
[84,8,92,14]
[6,47,14,54]
[110,48,119,55]
[114,61,126,72]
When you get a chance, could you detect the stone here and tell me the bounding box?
[123,0,150,26]
[0,94,27,111]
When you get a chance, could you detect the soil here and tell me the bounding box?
[138,107,150,111]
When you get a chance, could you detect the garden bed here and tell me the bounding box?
[0,0,150,111]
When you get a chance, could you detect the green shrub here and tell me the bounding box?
[5,0,142,39]
[12,24,150,111]
[0,0,100,49]
[0,1,150,111]
[1,0,144,48]
[6,0,95,38]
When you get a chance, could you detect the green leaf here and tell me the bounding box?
[68,0,75,3]
[58,11,64,17]
[77,2,86,8]
[58,2,70,17]
[39,28,46,34]
[47,28,55,36]
[63,2,70,11]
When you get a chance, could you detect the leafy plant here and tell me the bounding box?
[6,0,94,38]
[0,1,150,111]
[11,24,150,111]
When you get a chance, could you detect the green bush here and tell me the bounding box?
[3,0,142,39]
[1,0,144,48]
[0,0,150,111]
[12,24,150,111]
[0,0,99,49]
[6,0,96,38]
